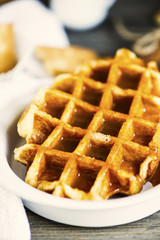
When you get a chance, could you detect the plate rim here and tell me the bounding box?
[0,85,160,213]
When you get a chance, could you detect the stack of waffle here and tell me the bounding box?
[14,48,160,200]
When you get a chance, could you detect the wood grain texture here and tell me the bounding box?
[28,0,160,239]
[26,208,160,240]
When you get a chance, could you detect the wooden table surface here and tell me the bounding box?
[27,0,160,239]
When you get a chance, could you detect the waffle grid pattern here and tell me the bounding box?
[15,49,160,200]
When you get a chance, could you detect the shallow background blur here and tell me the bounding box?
[0,0,159,59]
[40,0,160,59]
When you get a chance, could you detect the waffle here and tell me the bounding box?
[35,45,98,76]
[0,24,17,73]
[14,48,160,200]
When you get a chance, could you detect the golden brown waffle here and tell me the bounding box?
[0,24,17,73]
[35,45,98,76]
[14,48,160,200]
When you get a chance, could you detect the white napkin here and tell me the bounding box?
[0,186,30,240]
[0,0,69,239]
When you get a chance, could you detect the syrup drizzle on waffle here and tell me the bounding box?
[14,49,160,200]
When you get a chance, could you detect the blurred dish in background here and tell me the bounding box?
[50,0,116,31]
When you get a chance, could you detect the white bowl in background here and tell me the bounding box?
[50,0,117,31]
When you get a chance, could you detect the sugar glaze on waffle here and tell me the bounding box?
[14,49,160,200]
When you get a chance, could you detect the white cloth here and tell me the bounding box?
[0,0,69,239]
[0,186,30,240]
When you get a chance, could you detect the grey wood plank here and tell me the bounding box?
[26,208,160,240]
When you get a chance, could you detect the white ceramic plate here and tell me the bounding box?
[1,83,160,227]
